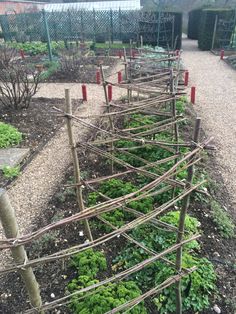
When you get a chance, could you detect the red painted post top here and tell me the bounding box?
[118,71,122,84]
[191,86,196,104]
[184,71,189,87]
[96,70,101,85]
[82,84,87,101]
[108,84,112,102]
[220,49,224,60]
[20,49,25,59]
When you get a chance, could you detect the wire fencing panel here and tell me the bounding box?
[0,10,180,48]
[216,14,236,49]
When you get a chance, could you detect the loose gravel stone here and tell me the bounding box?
[182,38,236,209]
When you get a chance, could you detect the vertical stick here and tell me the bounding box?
[82,84,87,101]
[123,47,130,102]
[211,15,218,51]
[0,189,43,313]
[65,89,93,241]
[175,118,201,314]
[170,69,179,198]
[191,86,196,104]
[42,9,52,62]
[220,49,224,60]
[184,71,189,87]
[123,47,128,80]
[100,65,114,174]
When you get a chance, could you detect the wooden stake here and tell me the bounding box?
[170,69,179,198]
[0,189,43,313]
[100,65,115,174]
[175,118,201,314]
[65,89,93,241]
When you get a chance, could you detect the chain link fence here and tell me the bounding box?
[0,10,182,49]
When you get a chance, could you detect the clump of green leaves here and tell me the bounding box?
[1,165,20,178]
[9,41,65,56]
[67,249,147,314]
[70,248,107,279]
[69,281,147,314]
[154,254,216,313]
[211,200,235,239]
[87,179,154,230]
[0,122,22,148]
[40,61,59,81]
[115,211,201,289]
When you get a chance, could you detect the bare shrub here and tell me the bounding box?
[0,45,18,69]
[0,63,40,109]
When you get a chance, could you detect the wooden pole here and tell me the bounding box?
[170,69,179,198]
[175,118,201,314]
[0,189,43,313]
[211,15,218,51]
[100,65,115,174]
[65,89,93,241]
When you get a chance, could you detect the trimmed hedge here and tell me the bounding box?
[188,9,202,40]
[198,9,235,50]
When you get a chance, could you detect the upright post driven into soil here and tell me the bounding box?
[65,89,93,241]
[0,189,43,313]
[100,65,115,174]
[170,68,179,198]
[175,118,201,314]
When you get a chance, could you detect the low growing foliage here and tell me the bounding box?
[211,200,235,239]
[1,165,20,179]
[0,122,22,148]
[154,254,216,313]
[68,249,147,314]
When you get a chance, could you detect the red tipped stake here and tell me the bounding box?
[82,84,87,101]
[191,86,196,104]
[96,70,101,84]
[220,49,224,60]
[108,84,112,102]
[20,49,25,59]
[184,71,189,87]
[118,71,122,84]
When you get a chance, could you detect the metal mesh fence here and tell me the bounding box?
[0,10,181,49]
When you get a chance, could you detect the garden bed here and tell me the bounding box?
[0,98,80,187]
[47,56,118,83]
[0,99,235,314]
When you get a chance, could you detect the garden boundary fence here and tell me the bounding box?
[211,10,236,50]
[0,10,182,49]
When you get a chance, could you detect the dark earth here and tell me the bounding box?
[0,103,235,314]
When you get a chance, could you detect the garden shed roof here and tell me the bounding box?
[45,0,141,12]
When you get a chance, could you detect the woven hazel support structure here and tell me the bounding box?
[0,49,213,314]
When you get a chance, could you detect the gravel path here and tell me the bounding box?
[0,63,126,265]
[182,38,236,209]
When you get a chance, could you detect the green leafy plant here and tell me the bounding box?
[70,249,107,279]
[154,254,216,313]
[1,165,20,178]
[69,280,147,314]
[40,61,59,81]
[211,200,235,239]
[114,212,201,290]
[9,41,65,56]
[87,179,154,230]
[0,122,22,148]
[67,249,147,313]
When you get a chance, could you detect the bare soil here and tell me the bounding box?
[0,98,79,188]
